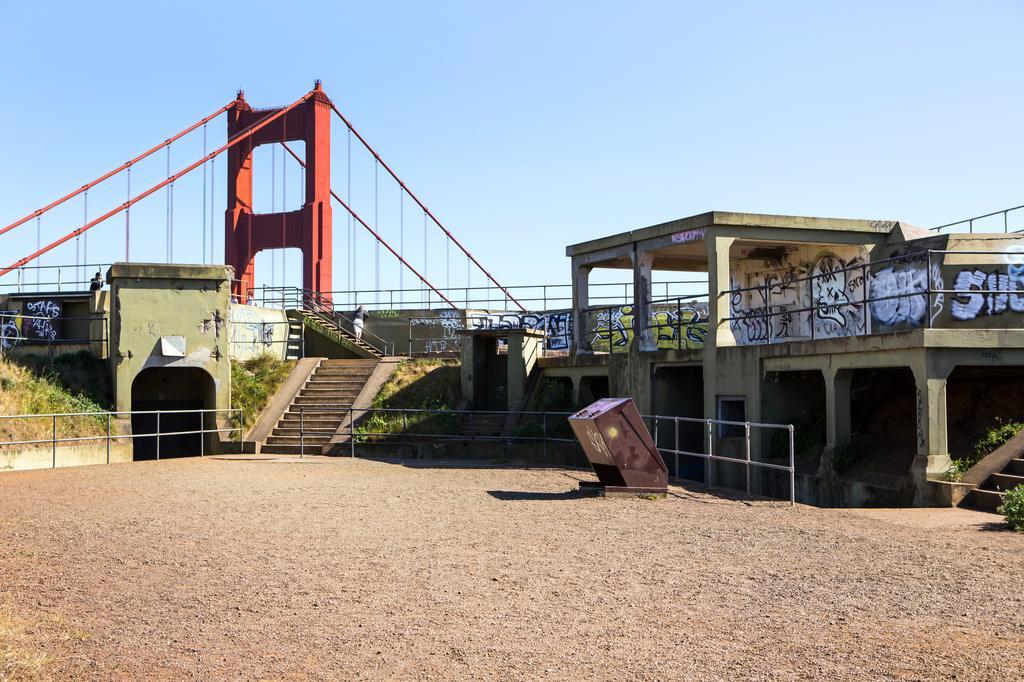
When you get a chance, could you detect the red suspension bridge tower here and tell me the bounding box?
[225,83,333,302]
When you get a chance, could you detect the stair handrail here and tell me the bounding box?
[302,290,393,357]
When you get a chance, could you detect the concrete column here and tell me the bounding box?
[820,367,851,475]
[912,365,950,478]
[633,248,656,352]
[702,236,735,421]
[571,260,593,355]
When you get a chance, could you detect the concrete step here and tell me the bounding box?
[987,472,1024,492]
[306,378,369,385]
[292,393,360,403]
[1006,459,1024,476]
[266,435,333,445]
[260,444,323,455]
[320,359,379,367]
[964,488,1004,511]
[300,387,362,396]
[272,427,341,437]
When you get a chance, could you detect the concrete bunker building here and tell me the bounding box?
[545,211,1024,506]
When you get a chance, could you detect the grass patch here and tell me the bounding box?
[0,355,108,451]
[357,359,460,441]
[945,418,1024,482]
[0,608,51,681]
[229,354,295,437]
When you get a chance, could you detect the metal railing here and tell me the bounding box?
[0,262,114,294]
[244,286,394,356]
[247,280,708,312]
[932,204,1024,234]
[293,406,796,504]
[0,407,243,468]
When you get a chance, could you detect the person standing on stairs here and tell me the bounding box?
[353,305,367,342]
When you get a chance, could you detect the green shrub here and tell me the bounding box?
[229,355,294,437]
[973,418,1024,460]
[997,485,1024,532]
[945,418,1024,481]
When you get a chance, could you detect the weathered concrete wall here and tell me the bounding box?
[0,442,133,472]
[228,304,289,361]
[0,290,110,358]
[108,263,232,414]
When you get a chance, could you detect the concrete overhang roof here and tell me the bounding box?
[107,262,231,282]
[565,211,900,271]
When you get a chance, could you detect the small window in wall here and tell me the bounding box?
[717,396,746,437]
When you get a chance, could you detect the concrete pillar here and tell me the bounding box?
[571,260,593,355]
[633,248,656,352]
[702,236,735,421]
[820,367,851,475]
[911,364,951,478]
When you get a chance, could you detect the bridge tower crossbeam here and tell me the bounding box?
[226,83,332,302]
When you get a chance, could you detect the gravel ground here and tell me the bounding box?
[0,456,1022,680]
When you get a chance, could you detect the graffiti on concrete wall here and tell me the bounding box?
[0,311,19,350]
[469,311,574,351]
[730,251,867,344]
[591,303,708,351]
[228,304,287,359]
[869,256,944,328]
[21,299,62,341]
[950,267,1024,321]
[410,310,464,353]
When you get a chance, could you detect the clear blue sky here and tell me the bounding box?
[0,1,1021,301]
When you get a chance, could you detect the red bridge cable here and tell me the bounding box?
[0,93,314,277]
[327,102,525,312]
[279,142,459,310]
[0,102,236,238]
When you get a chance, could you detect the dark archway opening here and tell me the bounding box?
[131,367,216,460]
[847,367,916,478]
[651,365,704,480]
[946,366,1024,461]
[761,370,825,474]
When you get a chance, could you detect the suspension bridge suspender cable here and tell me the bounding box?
[202,123,207,265]
[166,145,172,262]
[399,186,404,298]
[209,153,215,265]
[35,217,40,289]
[82,191,88,284]
[0,93,314,277]
[0,103,235,238]
[423,210,428,306]
[271,142,276,287]
[328,101,525,312]
[281,114,287,289]
[125,167,131,261]
[374,160,379,305]
[277,141,458,310]
[347,126,354,304]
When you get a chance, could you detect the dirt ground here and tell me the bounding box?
[1,456,1023,681]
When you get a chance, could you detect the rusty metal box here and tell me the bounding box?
[568,397,668,495]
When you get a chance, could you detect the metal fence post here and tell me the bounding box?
[706,419,714,489]
[156,412,160,461]
[926,251,933,329]
[106,413,111,464]
[674,417,679,478]
[542,413,548,464]
[300,408,305,458]
[350,408,355,458]
[200,411,205,457]
[744,422,751,496]
[52,415,57,468]
[789,424,796,506]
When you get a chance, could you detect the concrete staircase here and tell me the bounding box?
[964,457,1024,511]
[459,412,508,439]
[261,359,379,455]
[290,309,383,360]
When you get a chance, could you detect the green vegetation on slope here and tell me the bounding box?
[229,354,295,436]
[359,359,461,439]
[946,418,1024,481]
[0,354,108,448]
